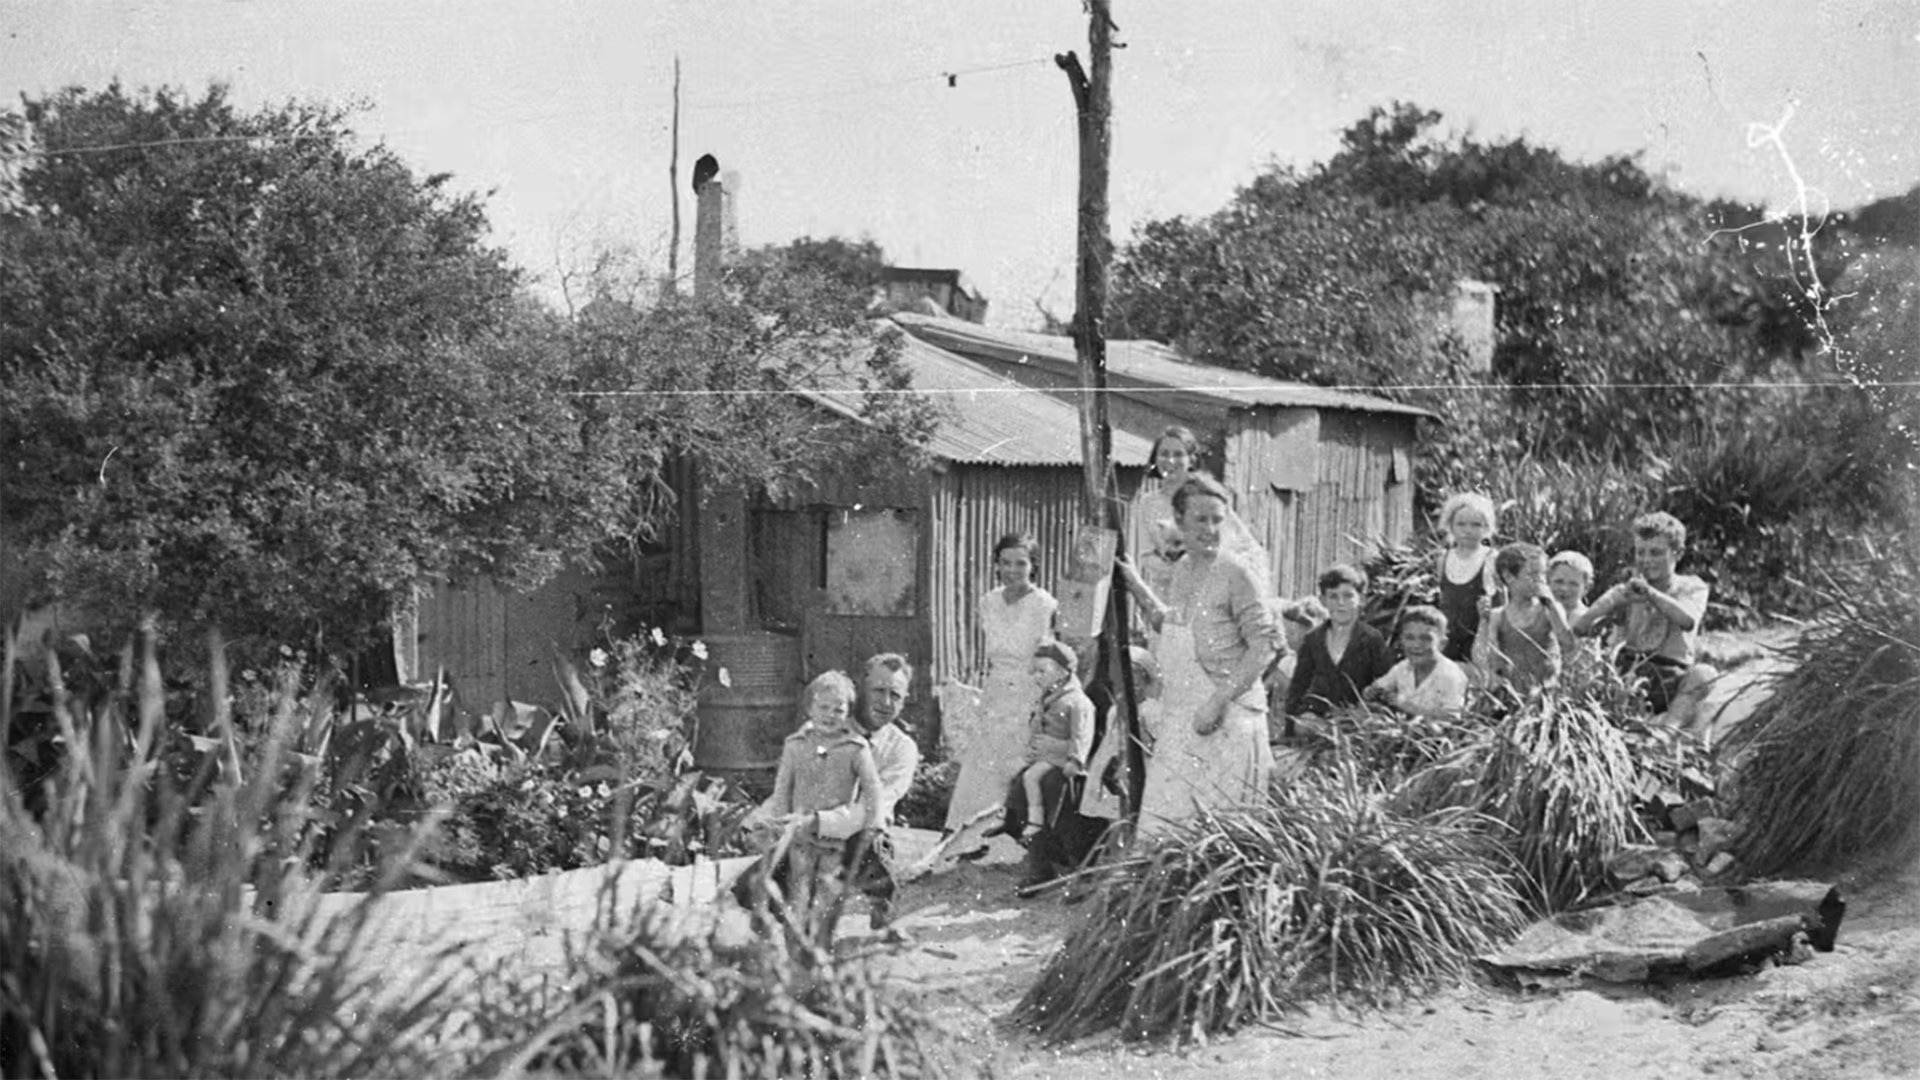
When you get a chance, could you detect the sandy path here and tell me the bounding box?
[855,837,1920,1080]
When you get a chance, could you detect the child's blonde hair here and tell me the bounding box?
[1547,550,1594,582]
[1438,492,1497,539]
[802,670,857,717]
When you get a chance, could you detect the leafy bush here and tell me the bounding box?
[1012,759,1526,1045]
[474,906,962,1078]
[0,629,455,1078]
[1726,546,1920,875]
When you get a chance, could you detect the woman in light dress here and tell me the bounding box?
[1120,474,1279,840]
[943,531,1059,834]
[1136,425,1271,598]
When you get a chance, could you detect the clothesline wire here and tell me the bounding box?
[565,378,1918,399]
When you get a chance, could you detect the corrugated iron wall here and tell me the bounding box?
[1225,409,1418,602]
[928,464,1097,688]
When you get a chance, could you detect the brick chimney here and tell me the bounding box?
[693,169,740,300]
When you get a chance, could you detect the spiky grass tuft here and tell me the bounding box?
[1011,759,1526,1045]
[1728,552,1920,876]
[0,629,457,1078]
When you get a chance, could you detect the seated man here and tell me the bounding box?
[814,653,921,931]
[1572,511,1716,729]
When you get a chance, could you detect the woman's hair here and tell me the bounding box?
[1281,596,1329,628]
[804,670,857,712]
[1170,473,1231,517]
[1152,425,1201,477]
[1397,604,1449,637]
[1438,492,1498,539]
[1547,549,1595,581]
[1494,541,1548,581]
[1316,563,1369,594]
[993,530,1038,564]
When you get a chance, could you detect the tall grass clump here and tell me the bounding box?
[1727,550,1920,876]
[1448,686,1646,911]
[1011,759,1526,1045]
[474,898,962,1079]
[0,624,458,1078]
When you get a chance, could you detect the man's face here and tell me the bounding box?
[862,666,910,733]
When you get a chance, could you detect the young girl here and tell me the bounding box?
[1366,606,1470,719]
[754,671,882,937]
[1474,542,1575,695]
[1433,492,1500,664]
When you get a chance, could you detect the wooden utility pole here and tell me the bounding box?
[666,56,682,294]
[1059,1,1144,819]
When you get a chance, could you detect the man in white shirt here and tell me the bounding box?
[816,653,920,929]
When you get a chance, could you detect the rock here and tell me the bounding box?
[1653,851,1692,883]
[1625,874,1672,895]
[1669,798,1719,834]
[1695,817,1741,862]
[1701,851,1738,880]
[1608,844,1666,881]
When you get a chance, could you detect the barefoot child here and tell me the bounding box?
[1365,605,1470,719]
[1475,542,1576,694]
[1433,493,1501,665]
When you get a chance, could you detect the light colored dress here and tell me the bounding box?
[1136,551,1276,840]
[943,584,1058,831]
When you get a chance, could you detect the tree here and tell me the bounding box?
[740,234,888,304]
[1,84,933,659]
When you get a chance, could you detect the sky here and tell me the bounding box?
[4,0,1917,327]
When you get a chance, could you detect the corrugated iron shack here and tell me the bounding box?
[403,325,1153,769]
[891,312,1433,601]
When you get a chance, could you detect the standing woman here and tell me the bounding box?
[1120,475,1278,839]
[944,532,1059,834]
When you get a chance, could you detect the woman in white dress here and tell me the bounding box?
[943,531,1059,833]
[1120,475,1279,840]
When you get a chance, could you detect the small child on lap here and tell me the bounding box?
[996,640,1095,893]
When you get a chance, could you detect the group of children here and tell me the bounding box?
[1266,492,1714,733]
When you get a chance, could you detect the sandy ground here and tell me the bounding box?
[838,835,1920,1080]
[822,633,1920,1080]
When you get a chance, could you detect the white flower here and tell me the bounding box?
[577,785,592,798]
[650,627,668,648]
[690,640,709,660]
[589,648,609,669]
[717,666,732,689]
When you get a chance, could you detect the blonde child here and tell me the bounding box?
[1433,492,1500,664]
[1365,605,1470,719]
[1474,542,1576,695]
[750,671,882,935]
[1547,550,1595,625]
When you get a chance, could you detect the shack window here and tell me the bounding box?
[824,508,918,616]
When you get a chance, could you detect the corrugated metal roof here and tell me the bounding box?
[796,327,1156,468]
[890,311,1434,419]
